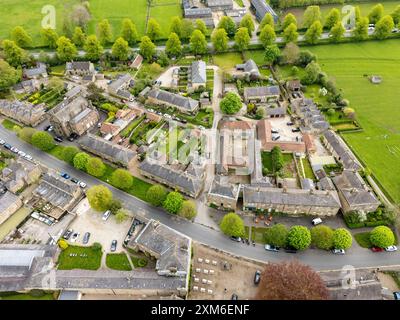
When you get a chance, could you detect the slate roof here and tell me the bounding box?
[23,63,47,78]
[0,100,46,126]
[49,96,90,123]
[109,74,134,92]
[236,59,260,77]
[206,0,233,8]
[66,61,93,71]
[250,0,278,22]
[148,89,199,112]
[208,176,240,200]
[190,60,207,84]
[1,158,40,190]
[244,85,280,98]
[184,8,212,18]
[0,191,21,217]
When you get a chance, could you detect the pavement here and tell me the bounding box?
[1,124,400,271]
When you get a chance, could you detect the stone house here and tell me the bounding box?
[65,61,95,76]
[250,0,278,23]
[235,59,261,80]
[108,74,135,99]
[147,89,199,114]
[188,60,207,90]
[207,176,240,211]
[206,0,233,11]
[0,191,23,227]
[244,86,280,104]
[22,63,48,79]
[0,100,46,127]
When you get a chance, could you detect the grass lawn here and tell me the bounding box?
[0,207,30,242]
[57,245,103,270]
[301,157,315,180]
[130,255,148,268]
[2,118,21,131]
[149,4,182,38]
[212,52,243,71]
[106,253,132,271]
[244,226,267,243]
[308,39,400,203]
[0,293,55,300]
[354,232,372,248]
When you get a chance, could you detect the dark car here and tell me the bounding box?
[133,219,142,226]
[284,247,298,254]
[230,236,242,242]
[83,232,91,244]
[71,178,79,184]
[68,133,79,141]
[61,173,70,179]
[63,229,73,240]
[128,225,136,236]
[371,247,384,252]
[231,294,238,300]
[254,270,261,285]
[287,122,294,126]
[394,292,400,300]
[4,143,12,150]
[111,240,117,252]
[54,136,63,143]
[292,128,301,133]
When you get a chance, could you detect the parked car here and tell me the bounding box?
[102,210,111,221]
[254,270,261,285]
[70,232,79,243]
[24,154,33,161]
[71,178,79,184]
[271,129,279,134]
[371,247,384,252]
[286,122,294,126]
[332,248,346,255]
[68,133,79,142]
[4,143,12,150]
[11,147,19,153]
[18,150,26,157]
[284,247,298,254]
[133,219,142,226]
[265,244,280,252]
[0,139,5,145]
[83,232,91,244]
[385,245,398,252]
[110,240,117,252]
[78,181,87,188]
[394,292,400,300]
[231,294,238,300]
[61,172,70,179]
[292,128,301,133]
[63,229,73,240]
[230,236,242,242]
[311,218,323,226]
[272,135,280,141]
[44,125,52,131]
[54,136,63,143]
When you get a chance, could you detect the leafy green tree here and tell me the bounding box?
[324,8,341,30]
[56,36,77,62]
[178,200,197,220]
[109,199,122,214]
[195,19,207,35]
[0,59,21,91]
[110,169,133,191]
[391,5,400,25]
[283,23,299,43]
[87,185,113,212]
[234,27,250,51]
[332,228,353,249]
[112,37,130,61]
[139,36,156,61]
[271,146,284,173]
[211,28,229,52]
[121,18,139,45]
[62,146,79,164]
[298,50,316,67]
[147,18,162,41]
[182,19,195,40]
[305,20,323,44]
[17,127,36,143]
[374,15,395,39]
[264,224,288,247]
[368,3,384,24]
[329,21,345,42]
[259,25,276,48]
[190,30,208,55]
[72,27,86,47]
[220,212,245,237]
[239,14,255,36]
[311,225,334,250]
[303,5,322,28]
[165,32,182,57]
[219,92,242,114]
[84,35,103,61]
[73,152,90,171]
[11,26,32,48]
[282,42,300,64]
[41,28,59,48]
[259,13,275,30]
[352,17,369,40]
[146,184,168,206]
[264,44,280,66]
[302,61,321,85]
[97,19,113,45]
[170,16,183,37]
[2,40,26,67]
[287,226,311,250]
[355,5,362,22]
[163,191,184,214]
[282,13,297,30]
[86,157,106,177]
[217,16,237,37]
[31,131,55,151]
[370,226,395,248]
[115,209,129,223]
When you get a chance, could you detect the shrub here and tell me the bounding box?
[287,226,311,250]
[219,212,245,237]
[178,200,197,220]
[264,223,288,247]
[62,146,79,164]
[18,127,37,143]
[92,242,103,251]
[332,228,353,250]
[311,225,334,250]
[110,169,133,191]
[219,92,242,114]
[31,131,55,151]
[146,184,167,206]
[86,157,106,177]
[73,152,90,171]
[163,191,184,214]
[109,199,122,214]
[370,226,395,248]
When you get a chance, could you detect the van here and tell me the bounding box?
[312,218,323,226]
[102,210,111,221]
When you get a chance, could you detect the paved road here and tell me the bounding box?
[1,125,400,271]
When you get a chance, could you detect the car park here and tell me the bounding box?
[385,245,397,252]
[83,232,91,244]
[254,270,261,285]
[332,249,345,255]
[102,210,111,221]
[63,229,73,240]
[265,244,280,252]
[110,240,117,252]
[230,236,242,242]
[371,247,384,252]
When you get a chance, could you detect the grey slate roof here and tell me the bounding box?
[23,63,47,78]
[206,0,233,8]
[184,8,212,18]
[109,73,134,92]
[236,59,260,76]
[244,85,280,98]
[208,176,240,200]
[49,95,90,122]
[148,89,199,112]
[250,0,278,22]
[190,60,207,84]
[0,191,21,216]
[66,61,93,71]
[0,100,46,126]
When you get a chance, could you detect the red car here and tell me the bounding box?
[371,247,384,252]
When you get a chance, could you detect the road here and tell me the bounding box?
[1,125,400,271]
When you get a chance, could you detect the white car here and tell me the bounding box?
[385,245,398,252]
[0,139,5,145]
[70,232,80,243]
[312,218,323,226]
[18,151,26,157]
[24,154,33,160]
[332,249,346,255]
[11,147,19,153]
[78,181,87,188]
[102,210,111,221]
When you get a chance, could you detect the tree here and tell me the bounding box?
[112,37,130,61]
[332,228,352,249]
[92,242,102,251]
[165,32,182,57]
[86,157,106,177]
[259,13,275,30]
[121,18,138,45]
[271,146,283,173]
[41,28,59,48]
[327,108,335,116]
[56,36,77,62]
[264,44,280,66]
[58,239,69,250]
[170,16,183,37]
[311,225,334,250]
[73,152,90,171]
[139,36,156,61]
[239,14,255,36]
[84,35,103,61]
[352,17,369,41]
[17,127,36,143]
[264,224,288,247]
[302,61,321,85]
[287,225,311,250]
[11,26,32,48]
[146,184,168,207]
[368,3,384,24]
[259,25,276,48]
[329,21,345,42]
[0,59,20,91]
[182,19,195,40]
[2,40,26,67]
[97,19,113,45]
[303,5,322,29]
[391,5,400,25]
[195,19,207,35]
[163,191,184,214]
[147,18,162,41]
[234,27,250,51]
[31,132,55,151]
[324,8,341,30]
[62,146,79,164]
[109,199,122,214]
[219,92,242,114]
[211,28,228,52]
[305,20,323,44]
[282,42,300,64]
[282,13,297,30]
[220,212,245,237]
[190,30,207,55]
[256,106,267,119]
[355,6,362,22]
[370,226,395,248]
[71,4,91,30]
[178,200,197,220]
[283,23,299,43]
[255,261,329,300]
[217,16,237,37]
[110,169,133,191]
[374,15,395,39]
[72,27,86,47]
[115,209,129,223]
[87,185,113,212]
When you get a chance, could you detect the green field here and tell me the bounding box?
[307,39,400,203]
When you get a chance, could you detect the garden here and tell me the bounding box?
[106,253,132,271]
[261,148,297,178]
[354,226,397,249]
[57,244,103,270]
